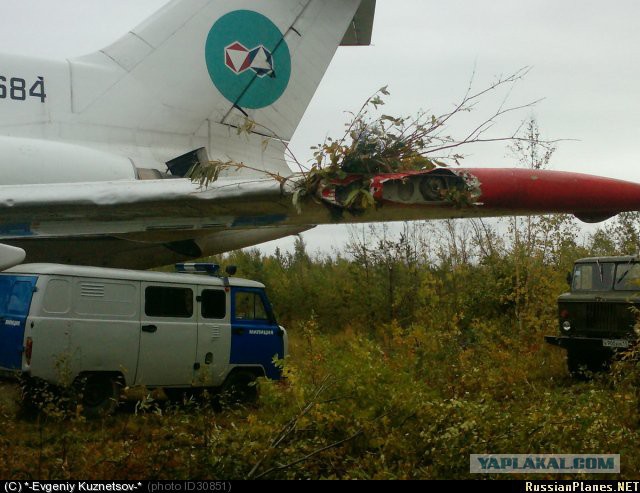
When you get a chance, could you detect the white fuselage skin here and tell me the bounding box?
[0,0,369,268]
[0,53,212,184]
[0,51,311,267]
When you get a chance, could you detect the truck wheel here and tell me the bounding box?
[221,370,259,405]
[77,374,121,418]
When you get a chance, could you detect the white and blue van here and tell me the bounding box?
[0,263,287,415]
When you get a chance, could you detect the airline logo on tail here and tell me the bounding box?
[225,42,275,78]
[205,10,291,109]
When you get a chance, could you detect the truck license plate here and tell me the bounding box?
[602,339,630,348]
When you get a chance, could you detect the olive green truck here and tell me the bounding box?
[545,256,639,376]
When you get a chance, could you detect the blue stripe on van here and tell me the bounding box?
[229,287,283,380]
[0,275,37,370]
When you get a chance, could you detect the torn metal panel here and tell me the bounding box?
[311,166,640,223]
[373,168,482,205]
[166,148,209,177]
[316,168,482,209]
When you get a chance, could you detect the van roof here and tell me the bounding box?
[4,263,265,289]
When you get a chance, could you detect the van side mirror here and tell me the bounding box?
[225,265,237,276]
[566,272,573,287]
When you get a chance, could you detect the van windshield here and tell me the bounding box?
[572,262,614,291]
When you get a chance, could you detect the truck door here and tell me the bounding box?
[0,275,37,370]
[230,287,284,380]
[195,286,231,387]
[136,283,198,387]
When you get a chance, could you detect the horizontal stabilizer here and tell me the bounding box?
[3,167,640,267]
[0,169,639,244]
[0,244,25,271]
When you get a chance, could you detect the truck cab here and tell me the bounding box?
[0,263,287,415]
[545,256,639,377]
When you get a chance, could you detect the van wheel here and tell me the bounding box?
[77,374,121,418]
[221,370,259,405]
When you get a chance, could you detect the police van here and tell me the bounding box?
[0,263,287,415]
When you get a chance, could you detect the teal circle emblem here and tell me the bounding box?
[205,10,291,109]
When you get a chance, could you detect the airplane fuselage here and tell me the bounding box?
[0,52,262,185]
[1,0,639,270]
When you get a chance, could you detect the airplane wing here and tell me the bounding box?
[3,167,640,268]
[1,0,638,269]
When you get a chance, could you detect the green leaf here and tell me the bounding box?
[343,188,363,208]
[292,189,303,214]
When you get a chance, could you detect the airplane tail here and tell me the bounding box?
[70,0,375,175]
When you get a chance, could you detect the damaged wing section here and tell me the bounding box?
[309,167,640,224]
[1,167,640,268]
[316,168,482,210]
[374,169,482,205]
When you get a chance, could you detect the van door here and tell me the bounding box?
[0,275,37,370]
[136,283,198,387]
[230,287,284,380]
[195,286,231,387]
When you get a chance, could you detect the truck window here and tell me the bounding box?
[201,289,226,319]
[615,263,640,290]
[235,291,268,321]
[145,286,193,318]
[572,263,614,291]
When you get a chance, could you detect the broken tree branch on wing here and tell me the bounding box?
[188,66,557,216]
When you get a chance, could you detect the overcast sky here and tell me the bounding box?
[0,0,638,254]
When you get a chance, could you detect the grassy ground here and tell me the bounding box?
[0,328,638,480]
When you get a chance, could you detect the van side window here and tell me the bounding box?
[7,281,34,315]
[76,281,137,318]
[235,291,268,321]
[43,279,72,314]
[145,286,193,318]
[201,289,226,319]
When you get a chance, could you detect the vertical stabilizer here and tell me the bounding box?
[70,0,374,151]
